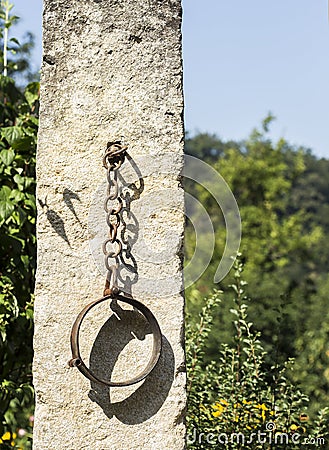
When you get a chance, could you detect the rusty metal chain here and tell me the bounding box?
[102,141,127,296]
[68,140,162,387]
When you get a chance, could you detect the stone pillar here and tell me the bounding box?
[33,1,186,449]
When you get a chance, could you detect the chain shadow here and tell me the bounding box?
[114,153,144,295]
[88,299,174,424]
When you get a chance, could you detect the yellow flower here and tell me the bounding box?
[253,403,269,421]
[0,432,16,446]
[255,403,268,411]
[290,424,298,431]
[0,432,11,442]
[212,399,228,417]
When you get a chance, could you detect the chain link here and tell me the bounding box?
[102,141,127,296]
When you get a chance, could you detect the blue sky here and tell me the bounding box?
[10,0,329,158]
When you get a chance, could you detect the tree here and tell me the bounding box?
[184,120,329,415]
[0,1,38,446]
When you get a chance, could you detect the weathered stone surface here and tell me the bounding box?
[33,0,186,448]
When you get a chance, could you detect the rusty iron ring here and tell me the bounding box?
[69,294,162,386]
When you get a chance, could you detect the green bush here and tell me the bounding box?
[186,255,329,449]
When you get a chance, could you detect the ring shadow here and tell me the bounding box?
[87,300,174,424]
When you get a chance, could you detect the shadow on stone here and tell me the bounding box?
[38,197,71,246]
[88,300,174,424]
[63,187,82,225]
[113,153,144,296]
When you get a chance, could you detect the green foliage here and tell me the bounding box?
[0,2,38,447]
[186,256,329,449]
[186,290,222,428]
[0,0,37,83]
[185,121,329,416]
[185,131,240,161]
[293,274,329,416]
